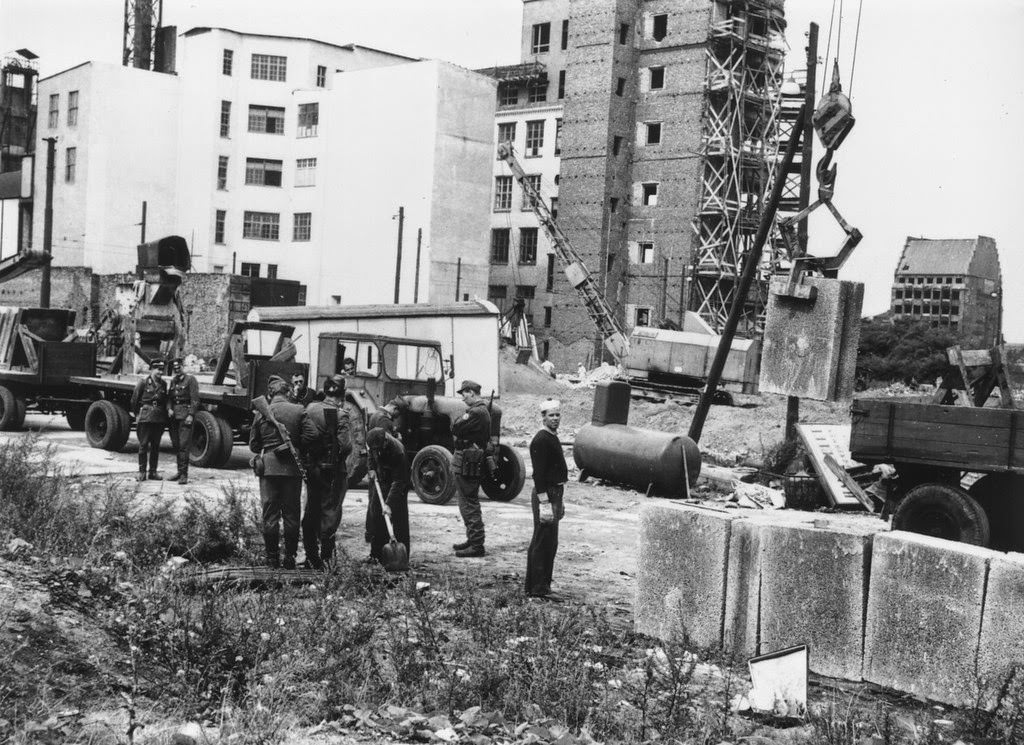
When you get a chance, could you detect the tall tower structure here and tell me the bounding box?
[122,0,163,71]
[0,49,38,173]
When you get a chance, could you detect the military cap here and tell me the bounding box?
[266,374,290,397]
[365,427,387,449]
[457,379,482,394]
[324,373,346,395]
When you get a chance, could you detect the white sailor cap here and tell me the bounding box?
[540,399,561,414]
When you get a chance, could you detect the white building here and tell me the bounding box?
[34,27,496,305]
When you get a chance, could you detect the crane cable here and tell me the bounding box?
[848,0,865,97]
[821,0,865,98]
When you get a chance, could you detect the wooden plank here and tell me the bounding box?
[823,454,875,512]
[853,399,1012,429]
[796,423,863,508]
[17,327,37,370]
[951,348,995,367]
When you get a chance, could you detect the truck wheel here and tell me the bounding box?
[213,415,235,467]
[85,400,130,451]
[66,404,88,431]
[482,444,526,502]
[411,445,457,505]
[0,386,22,431]
[190,411,225,468]
[969,475,1024,552]
[893,482,991,546]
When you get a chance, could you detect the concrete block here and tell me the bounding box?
[635,502,740,648]
[759,522,872,680]
[864,531,994,706]
[978,552,1024,709]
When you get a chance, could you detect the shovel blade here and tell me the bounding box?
[382,539,409,573]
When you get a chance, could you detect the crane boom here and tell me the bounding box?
[497,143,629,361]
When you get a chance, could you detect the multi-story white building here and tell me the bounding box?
[34,27,496,305]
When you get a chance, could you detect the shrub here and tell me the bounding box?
[856,318,958,386]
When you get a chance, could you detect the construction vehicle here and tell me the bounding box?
[314,330,526,504]
[497,143,758,400]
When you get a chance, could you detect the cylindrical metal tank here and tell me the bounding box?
[591,379,631,425]
[573,423,701,497]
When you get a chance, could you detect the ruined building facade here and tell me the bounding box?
[485,0,786,367]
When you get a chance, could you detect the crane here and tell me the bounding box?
[497,142,629,361]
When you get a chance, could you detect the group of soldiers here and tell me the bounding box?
[130,357,200,484]
[248,371,411,571]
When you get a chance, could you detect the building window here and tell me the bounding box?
[651,14,668,41]
[515,285,536,301]
[546,254,555,291]
[543,306,552,327]
[644,122,662,145]
[497,122,516,157]
[531,23,551,54]
[242,211,280,240]
[613,135,623,156]
[64,147,76,182]
[248,104,285,134]
[48,94,59,128]
[519,229,538,265]
[615,77,626,96]
[297,102,319,137]
[498,83,519,106]
[491,229,510,263]
[639,242,654,264]
[561,20,569,50]
[267,264,278,279]
[293,212,311,241]
[550,197,559,220]
[295,157,317,187]
[494,176,513,211]
[525,120,545,157]
[488,285,508,304]
[316,65,327,87]
[213,265,225,273]
[619,22,630,44]
[558,70,566,100]
[67,90,79,126]
[635,307,651,327]
[245,158,283,186]
[527,79,547,103]
[609,197,619,213]
[240,262,260,277]
[648,66,665,90]
[220,100,231,137]
[521,174,541,210]
[217,155,229,190]
[214,210,226,244]
[642,182,659,206]
[223,49,233,75]
[251,53,287,81]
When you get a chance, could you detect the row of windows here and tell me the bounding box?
[220,50,328,87]
[529,13,668,57]
[47,90,79,128]
[893,304,962,317]
[238,261,279,279]
[487,287,553,327]
[216,156,317,190]
[893,288,962,301]
[895,275,965,285]
[497,119,561,159]
[219,101,319,138]
[490,228,540,265]
[498,63,665,108]
[216,210,312,243]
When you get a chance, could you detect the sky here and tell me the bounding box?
[2,0,1022,340]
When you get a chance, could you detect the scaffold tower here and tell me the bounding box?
[691,0,788,335]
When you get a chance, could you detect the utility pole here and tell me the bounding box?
[455,257,462,301]
[40,137,56,309]
[786,23,819,444]
[140,201,147,244]
[413,227,422,303]
[393,206,404,304]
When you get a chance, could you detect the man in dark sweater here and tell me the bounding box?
[526,398,568,598]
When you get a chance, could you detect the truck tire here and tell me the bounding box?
[85,400,131,451]
[213,415,235,467]
[893,482,991,546]
[411,445,457,505]
[0,385,22,431]
[190,411,226,468]
[969,475,1024,553]
[482,444,526,502]
[65,404,88,431]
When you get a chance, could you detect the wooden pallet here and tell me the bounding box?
[796,423,866,509]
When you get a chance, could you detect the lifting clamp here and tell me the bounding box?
[775,63,863,301]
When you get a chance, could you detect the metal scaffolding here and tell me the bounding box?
[691,0,788,335]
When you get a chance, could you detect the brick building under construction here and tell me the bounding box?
[486,0,788,367]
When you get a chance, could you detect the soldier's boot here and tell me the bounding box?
[452,540,472,551]
[264,537,280,569]
[137,470,147,483]
[148,471,163,480]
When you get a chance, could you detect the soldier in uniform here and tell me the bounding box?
[130,358,168,482]
[167,357,200,484]
[250,375,306,569]
[365,427,410,565]
[299,374,352,569]
[290,371,317,407]
[451,379,491,557]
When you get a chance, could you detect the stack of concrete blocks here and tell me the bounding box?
[637,504,1024,708]
[759,276,864,401]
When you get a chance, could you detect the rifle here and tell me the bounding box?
[252,395,307,481]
